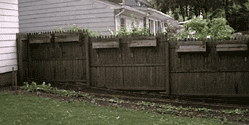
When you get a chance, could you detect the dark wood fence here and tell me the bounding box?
[16,32,90,86]
[90,36,169,91]
[16,32,249,97]
[169,39,249,97]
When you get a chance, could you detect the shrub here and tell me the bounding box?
[175,17,235,39]
[55,24,102,37]
[208,18,235,39]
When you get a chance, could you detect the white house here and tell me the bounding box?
[0,0,19,86]
[18,0,175,35]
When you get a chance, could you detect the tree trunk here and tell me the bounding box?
[180,5,185,21]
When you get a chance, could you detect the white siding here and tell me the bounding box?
[19,0,115,35]
[0,0,18,74]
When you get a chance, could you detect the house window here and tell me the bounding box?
[136,20,139,27]
[143,17,146,28]
[158,21,161,33]
[155,21,158,34]
[149,19,154,34]
[120,18,126,28]
[164,23,168,27]
[137,1,141,6]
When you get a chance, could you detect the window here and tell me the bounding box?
[136,20,139,27]
[137,1,141,6]
[155,21,158,34]
[149,19,154,35]
[164,23,168,27]
[143,17,146,28]
[158,21,161,33]
[120,18,126,28]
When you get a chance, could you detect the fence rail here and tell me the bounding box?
[16,32,249,97]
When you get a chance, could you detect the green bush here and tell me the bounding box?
[20,82,52,92]
[55,24,102,37]
[176,17,235,39]
[20,82,78,97]
[208,18,235,39]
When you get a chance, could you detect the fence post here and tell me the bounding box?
[165,39,170,96]
[85,35,90,88]
[12,67,14,90]
[16,33,23,85]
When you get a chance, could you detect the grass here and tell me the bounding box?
[0,92,227,125]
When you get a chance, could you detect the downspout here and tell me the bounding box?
[115,8,125,33]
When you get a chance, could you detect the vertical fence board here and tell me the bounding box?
[239,72,249,94]
[16,34,23,83]
[165,42,170,94]
[85,36,90,87]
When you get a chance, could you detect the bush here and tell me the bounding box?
[209,18,235,39]
[175,17,235,39]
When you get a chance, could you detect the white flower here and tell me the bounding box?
[116,116,120,119]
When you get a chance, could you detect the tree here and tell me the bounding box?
[148,0,249,31]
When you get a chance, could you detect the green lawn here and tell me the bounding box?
[0,92,229,125]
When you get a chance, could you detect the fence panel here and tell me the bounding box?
[169,39,249,96]
[90,37,124,89]
[18,33,87,83]
[90,36,168,90]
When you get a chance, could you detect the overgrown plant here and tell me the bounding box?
[174,17,235,40]
[20,82,52,93]
[54,24,102,37]
[109,14,150,36]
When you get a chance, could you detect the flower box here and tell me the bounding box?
[176,41,206,52]
[29,34,51,44]
[216,40,248,52]
[92,41,119,49]
[127,36,157,47]
[92,37,119,49]
[54,33,80,42]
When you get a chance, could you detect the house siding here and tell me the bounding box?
[125,0,137,6]
[19,0,115,35]
[0,0,19,85]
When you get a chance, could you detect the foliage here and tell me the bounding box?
[149,0,249,32]
[55,24,102,37]
[110,14,150,36]
[208,18,235,39]
[174,17,235,39]
[21,82,52,93]
[116,27,130,36]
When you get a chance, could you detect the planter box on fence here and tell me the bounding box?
[29,34,51,44]
[216,40,248,52]
[127,36,157,47]
[176,41,206,52]
[92,38,119,49]
[54,33,80,42]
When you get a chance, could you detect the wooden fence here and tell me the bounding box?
[16,32,249,97]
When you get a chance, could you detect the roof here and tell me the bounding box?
[138,0,152,7]
[100,0,152,7]
[97,0,174,21]
[134,7,173,20]
[99,0,122,5]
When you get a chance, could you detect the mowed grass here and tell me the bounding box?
[0,92,224,125]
